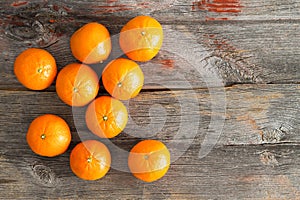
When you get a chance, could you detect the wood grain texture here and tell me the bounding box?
[0,0,299,90]
[0,84,298,154]
[1,140,300,199]
[2,0,300,21]
[1,91,300,199]
[0,84,298,199]
[0,0,299,199]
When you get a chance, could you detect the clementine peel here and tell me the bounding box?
[85,96,128,138]
[14,48,57,90]
[102,58,144,100]
[119,15,163,62]
[128,140,170,182]
[26,114,71,157]
[70,22,111,64]
[56,63,99,107]
[70,140,111,180]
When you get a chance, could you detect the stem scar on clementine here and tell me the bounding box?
[85,96,128,139]
[128,140,170,182]
[70,22,111,64]
[70,140,111,181]
[102,58,144,100]
[119,15,164,62]
[26,114,71,157]
[56,63,99,107]
[14,48,57,90]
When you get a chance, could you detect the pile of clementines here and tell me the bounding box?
[14,16,170,182]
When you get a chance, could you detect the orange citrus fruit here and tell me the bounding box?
[128,140,170,182]
[70,140,111,180]
[102,58,144,100]
[56,63,99,107]
[119,15,163,62]
[26,114,71,157]
[14,48,57,90]
[85,96,128,138]
[70,22,111,64]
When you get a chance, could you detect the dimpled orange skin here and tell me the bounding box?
[119,15,163,62]
[128,140,170,182]
[14,48,57,90]
[56,63,99,107]
[70,140,111,181]
[102,58,144,100]
[85,96,128,138]
[70,22,111,64]
[26,114,71,157]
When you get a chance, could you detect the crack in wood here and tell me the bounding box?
[0,179,18,184]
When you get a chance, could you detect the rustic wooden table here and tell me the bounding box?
[0,0,299,199]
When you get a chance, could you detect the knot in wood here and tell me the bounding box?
[31,162,58,187]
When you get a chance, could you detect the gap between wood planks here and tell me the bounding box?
[0,82,298,92]
[157,18,300,25]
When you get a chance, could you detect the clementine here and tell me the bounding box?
[14,48,57,90]
[102,58,144,100]
[56,63,99,107]
[70,22,111,64]
[85,96,128,138]
[128,140,170,182]
[119,15,163,62]
[26,114,71,157]
[70,140,111,180]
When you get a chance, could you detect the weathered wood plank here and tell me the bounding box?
[1,0,299,199]
[2,84,299,197]
[1,141,300,199]
[1,22,299,90]
[1,84,299,147]
[0,1,299,90]
[1,0,300,21]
